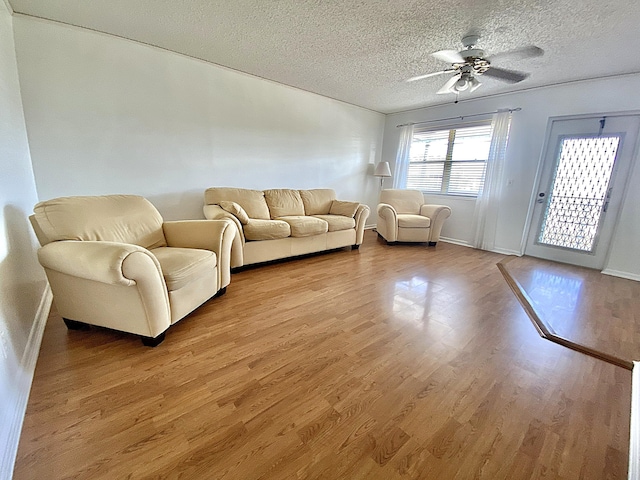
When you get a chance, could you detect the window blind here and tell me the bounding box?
[406,122,493,196]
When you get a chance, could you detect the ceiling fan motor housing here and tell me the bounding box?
[461,48,484,59]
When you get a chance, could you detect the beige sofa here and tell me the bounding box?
[30,195,236,346]
[203,188,370,267]
[377,189,451,245]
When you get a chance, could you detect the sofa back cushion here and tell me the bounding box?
[205,187,270,220]
[32,195,167,249]
[380,189,424,214]
[264,189,305,218]
[299,189,336,215]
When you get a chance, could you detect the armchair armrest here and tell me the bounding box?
[38,240,171,337]
[163,219,236,288]
[354,204,370,245]
[38,240,160,286]
[376,203,398,242]
[420,204,452,242]
[203,205,245,268]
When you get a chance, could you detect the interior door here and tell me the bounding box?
[524,114,640,269]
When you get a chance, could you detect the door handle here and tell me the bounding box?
[536,192,546,204]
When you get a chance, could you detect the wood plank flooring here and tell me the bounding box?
[14,231,632,479]
[502,255,640,368]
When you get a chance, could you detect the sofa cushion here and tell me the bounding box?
[151,247,216,291]
[397,214,431,228]
[219,201,250,225]
[312,215,356,232]
[299,189,336,215]
[277,216,328,237]
[244,219,291,241]
[329,200,359,218]
[205,187,270,220]
[264,189,305,218]
[32,195,167,249]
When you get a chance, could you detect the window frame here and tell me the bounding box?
[405,119,494,198]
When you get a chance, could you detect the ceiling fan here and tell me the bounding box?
[408,35,543,96]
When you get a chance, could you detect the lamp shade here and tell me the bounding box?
[374,162,392,177]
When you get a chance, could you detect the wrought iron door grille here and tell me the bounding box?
[538,136,620,252]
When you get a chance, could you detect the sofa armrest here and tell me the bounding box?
[354,204,370,245]
[163,219,236,288]
[420,204,452,243]
[376,203,398,242]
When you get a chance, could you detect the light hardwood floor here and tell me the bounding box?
[14,231,631,479]
[501,255,640,368]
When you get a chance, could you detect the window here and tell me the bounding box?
[406,121,493,196]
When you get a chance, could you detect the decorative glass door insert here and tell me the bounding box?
[537,135,621,252]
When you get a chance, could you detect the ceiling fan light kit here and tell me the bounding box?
[409,34,543,99]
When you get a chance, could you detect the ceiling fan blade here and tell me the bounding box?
[486,45,544,64]
[436,74,461,95]
[406,69,456,82]
[431,49,465,64]
[483,66,529,83]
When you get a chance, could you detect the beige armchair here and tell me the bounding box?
[376,189,451,246]
[30,195,236,346]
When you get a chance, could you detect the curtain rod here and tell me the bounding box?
[396,107,521,128]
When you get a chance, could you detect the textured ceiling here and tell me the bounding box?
[8,0,640,114]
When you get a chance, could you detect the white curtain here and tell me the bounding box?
[472,109,513,250]
[393,125,414,189]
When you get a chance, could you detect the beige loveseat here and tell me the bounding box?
[203,188,370,267]
[30,195,236,346]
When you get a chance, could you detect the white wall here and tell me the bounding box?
[382,74,640,276]
[0,2,49,478]
[12,15,385,222]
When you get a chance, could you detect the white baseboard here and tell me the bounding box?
[630,361,640,480]
[440,237,473,247]
[0,284,52,480]
[488,247,523,256]
[601,269,640,282]
[440,237,522,257]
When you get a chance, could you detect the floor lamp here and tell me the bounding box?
[374,162,392,190]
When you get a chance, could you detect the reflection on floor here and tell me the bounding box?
[500,255,640,368]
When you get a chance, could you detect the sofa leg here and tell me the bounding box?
[428,241,437,247]
[351,244,360,250]
[63,318,90,330]
[214,286,227,298]
[141,332,165,347]
[386,240,396,246]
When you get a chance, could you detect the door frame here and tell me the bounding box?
[519,110,640,269]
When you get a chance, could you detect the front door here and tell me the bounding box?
[524,114,640,269]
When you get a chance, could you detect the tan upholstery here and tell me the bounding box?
[219,201,249,225]
[204,187,370,267]
[299,189,336,215]
[204,187,271,220]
[277,216,328,237]
[329,200,360,218]
[264,189,305,218]
[31,194,236,345]
[377,189,451,245]
[312,215,356,232]
[33,195,166,248]
[397,214,431,228]
[244,219,291,241]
